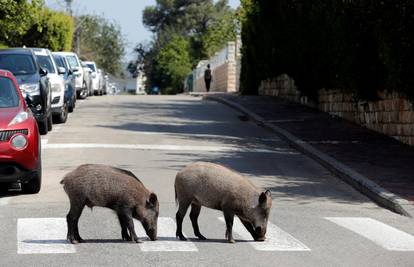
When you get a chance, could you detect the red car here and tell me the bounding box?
[0,69,41,193]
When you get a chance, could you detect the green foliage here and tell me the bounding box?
[23,9,74,51]
[133,0,236,93]
[155,35,192,93]
[240,0,414,100]
[0,0,73,51]
[76,15,125,76]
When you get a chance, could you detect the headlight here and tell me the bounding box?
[11,134,28,150]
[8,111,29,126]
[51,83,62,93]
[20,83,40,96]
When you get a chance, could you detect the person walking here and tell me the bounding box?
[204,64,212,92]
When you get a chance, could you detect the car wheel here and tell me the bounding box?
[22,145,41,194]
[38,118,48,135]
[55,102,68,123]
[47,114,53,131]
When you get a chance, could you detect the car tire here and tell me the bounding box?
[22,145,42,194]
[38,118,48,135]
[47,114,53,131]
[55,102,68,123]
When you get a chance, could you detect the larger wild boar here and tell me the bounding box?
[61,164,159,244]
[175,162,272,243]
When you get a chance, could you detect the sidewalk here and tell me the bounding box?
[204,93,414,217]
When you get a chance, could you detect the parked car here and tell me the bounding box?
[0,70,41,193]
[0,48,52,135]
[52,53,76,113]
[80,61,93,96]
[33,48,67,124]
[103,75,109,95]
[97,68,104,95]
[53,52,88,99]
[83,61,101,95]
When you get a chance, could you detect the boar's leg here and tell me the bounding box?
[117,212,131,241]
[119,208,141,243]
[189,204,207,240]
[176,200,191,241]
[223,210,235,243]
[66,201,85,244]
[239,218,258,241]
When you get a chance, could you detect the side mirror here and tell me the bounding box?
[68,69,73,75]
[58,67,66,75]
[39,68,48,76]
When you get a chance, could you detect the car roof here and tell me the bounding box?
[53,51,77,56]
[83,61,96,65]
[0,48,34,55]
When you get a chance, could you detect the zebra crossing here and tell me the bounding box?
[15,216,414,254]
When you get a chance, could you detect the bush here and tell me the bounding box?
[240,0,414,100]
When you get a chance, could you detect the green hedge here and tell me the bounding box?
[240,0,414,100]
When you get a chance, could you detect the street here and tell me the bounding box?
[1,95,413,266]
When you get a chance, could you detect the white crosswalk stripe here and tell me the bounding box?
[326,217,414,251]
[12,216,414,254]
[134,217,198,252]
[17,218,76,254]
[218,217,310,251]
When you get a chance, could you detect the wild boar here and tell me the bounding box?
[175,162,272,243]
[60,164,159,244]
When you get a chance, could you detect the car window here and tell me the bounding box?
[0,54,36,75]
[53,55,67,70]
[36,55,56,73]
[0,77,19,108]
[86,64,96,72]
[66,56,79,69]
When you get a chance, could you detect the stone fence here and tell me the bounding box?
[259,75,414,146]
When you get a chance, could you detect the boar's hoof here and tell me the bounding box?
[227,239,236,244]
[68,238,83,244]
[196,234,207,240]
[177,235,187,241]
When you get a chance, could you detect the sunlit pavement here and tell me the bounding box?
[1,95,413,266]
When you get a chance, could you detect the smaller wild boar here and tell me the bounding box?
[175,162,272,243]
[61,164,159,244]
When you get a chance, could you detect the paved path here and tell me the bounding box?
[205,94,414,213]
[1,95,413,266]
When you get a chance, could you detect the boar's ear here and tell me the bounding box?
[259,190,271,206]
[147,193,158,208]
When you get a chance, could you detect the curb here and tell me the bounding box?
[204,94,414,218]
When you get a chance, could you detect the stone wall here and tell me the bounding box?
[259,75,414,146]
[191,40,240,93]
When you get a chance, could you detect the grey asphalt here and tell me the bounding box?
[0,95,413,266]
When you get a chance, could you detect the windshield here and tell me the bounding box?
[0,54,36,75]
[36,55,56,74]
[66,55,79,69]
[87,63,96,72]
[0,77,19,108]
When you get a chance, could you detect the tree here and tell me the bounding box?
[133,0,237,93]
[75,15,126,76]
[0,0,44,47]
[155,35,192,93]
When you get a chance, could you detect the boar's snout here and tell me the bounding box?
[254,226,266,242]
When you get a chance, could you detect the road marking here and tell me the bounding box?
[326,217,414,251]
[134,217,198,252]
[41,139,48,146]
[0,197,11,206]
[17,218,76,254]
[219,217,310,251]
[44,143,297,154]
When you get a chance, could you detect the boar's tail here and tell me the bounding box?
[174,184,178,206]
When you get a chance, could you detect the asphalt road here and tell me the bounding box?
[1,95,413,267]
